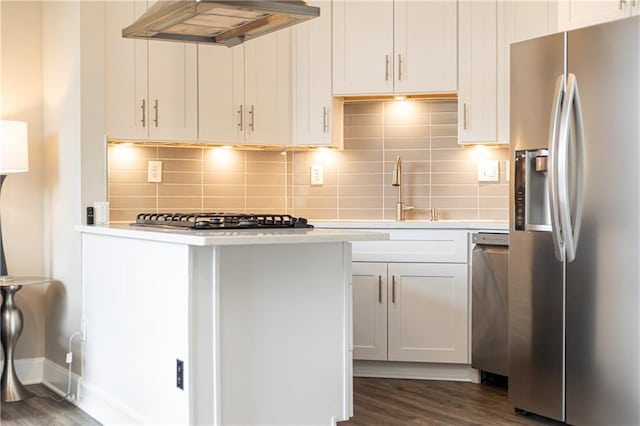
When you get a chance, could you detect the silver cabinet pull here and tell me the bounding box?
[140,99,146,127]
[249,105,255,131]
[323,106,329,133]
[378,275,382,303]
[398,54,403,81]
[391,275,396,303]
[153,99,159,127]
[620,0,627,9]
[385,54,390,81]
[238,105,244,131]
[463,103,468,130]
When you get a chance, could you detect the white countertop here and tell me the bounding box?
[312,220,509,230]
[77,224,389,246]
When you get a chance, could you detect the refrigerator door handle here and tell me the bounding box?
[548,75,565,262]
[558,73,585,263]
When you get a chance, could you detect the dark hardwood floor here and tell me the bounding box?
[0,384,100,426]
[1,379,562,425]
[341,377,563,426]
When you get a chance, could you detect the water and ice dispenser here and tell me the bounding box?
[514,149,551,231]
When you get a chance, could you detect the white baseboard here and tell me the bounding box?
[354,360,477,382]
[14,357,44,385]
[42,358,146,425]
[76,378,148,425]
[42,358,81,399]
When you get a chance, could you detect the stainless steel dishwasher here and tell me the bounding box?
[471,232,509,378]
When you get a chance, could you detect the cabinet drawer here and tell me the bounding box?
[352,230,468,263]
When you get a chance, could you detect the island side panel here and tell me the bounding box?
[190,245,218,425]
[81,233,191,425]
[217,241,353,425]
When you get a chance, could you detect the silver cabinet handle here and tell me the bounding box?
[620,0,627,9]
[398,54,403,81]
[378,275,382,303]
[153,99,159,127]
[140,99,146,127]
[391,275,396,303]
[238,105,244,131]
[323,106,329,133]
[385,54,390,81]
[249,105,255,131]
[548,75,565,262]
[463,103,468,130]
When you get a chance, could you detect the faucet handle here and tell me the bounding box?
[402,205,414,212]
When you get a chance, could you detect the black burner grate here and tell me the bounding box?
[134,213,313,230]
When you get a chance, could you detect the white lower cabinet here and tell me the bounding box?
[353,261,468,364]
[353,262,388,360]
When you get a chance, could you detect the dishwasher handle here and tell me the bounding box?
[472,233,509,246]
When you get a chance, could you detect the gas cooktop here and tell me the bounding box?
[133,213,313,230]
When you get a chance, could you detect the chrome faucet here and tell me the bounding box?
[392,156,413,221]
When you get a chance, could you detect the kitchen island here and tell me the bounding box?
[77,225,387,426]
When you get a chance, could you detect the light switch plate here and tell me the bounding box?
[311,164,324,185]
[148,160,162,183]
[478,160,499,182]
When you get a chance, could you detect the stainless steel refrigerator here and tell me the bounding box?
[509,16,640,425]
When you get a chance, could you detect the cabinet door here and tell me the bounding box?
[198,45,245,144]
[104,0,148,140]
[499,1,560,144]
[458,0,498,144]
[293,1,339,147]
[504,1,558,44]
[147,41,198,141]
[332,0,394,95]
[394,0,457,94]
[352,262,388,361]
[244,30,292,145]
[387,263,468,363]
[558,0,631,31]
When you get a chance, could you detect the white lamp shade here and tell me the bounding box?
[0,120,28,173]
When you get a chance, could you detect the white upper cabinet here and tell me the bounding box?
[293,1,343,147]
[147,41,198,141]
[503,1,558,44]
[105,0,197,142]
[244,30,292,146]
[458,0,499,144]
[332,0,456,96]
[198,30,292,146]
[394,1,457,94]
[332,1,394,95]
[558,0,634,31]
[198,45,245,144]
[105,0,148,141]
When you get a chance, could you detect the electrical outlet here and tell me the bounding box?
[310,164,324,185]
[148,160,162,183]
[176,359,184,390]
[478,160,500,182]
